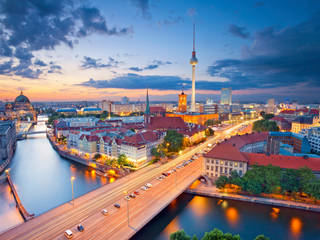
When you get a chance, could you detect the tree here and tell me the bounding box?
[280,169,299,194]
[117,154,128,167]
[252,119,279,132]
[254,235,270,240]
[215,176,229,189]
[305,180,320,200]
[93,153,101,160]
[170,230,191,240]
[201,229,240,240]
[298,167,316,193]
[164,130,184,153]
[205,128,214,137]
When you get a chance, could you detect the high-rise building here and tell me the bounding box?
[178,91,187,113]
[121,96,129,104]
[220,88,232,105]
[190,24,198,112]
[267,98,275,113]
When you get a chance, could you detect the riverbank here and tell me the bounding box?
[0,142,16,175]
[186,184,320,213]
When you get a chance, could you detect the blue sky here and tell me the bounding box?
[0,0,320,103]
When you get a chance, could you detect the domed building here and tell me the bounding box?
[4,91,36,121]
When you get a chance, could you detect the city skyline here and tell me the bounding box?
[1,0,320,103]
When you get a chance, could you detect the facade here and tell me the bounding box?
[301,127,320,154]
[0,121,16,162]
[166,112,219,125]
[178,91,187,113]
[291,115,319,133]
[4,91,36,121]
[204,143,248,178]
[220,88,232,105]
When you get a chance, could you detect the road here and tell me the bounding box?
[0,120,254,240]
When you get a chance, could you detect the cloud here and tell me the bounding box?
[208,12,320,91]
[229,24,250,39]
[130,0,151,19]
[129,60,172,72]
[34,59,47,67]
[80,56,121,70]
[0,0,132,78]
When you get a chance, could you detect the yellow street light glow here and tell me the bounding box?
[71,176,75,181]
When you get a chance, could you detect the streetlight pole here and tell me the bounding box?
[71,176,75,207]
[124,191,129,226]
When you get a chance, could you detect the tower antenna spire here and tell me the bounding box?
[193,23,195,51]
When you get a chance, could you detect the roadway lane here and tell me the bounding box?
[0,121,253,240]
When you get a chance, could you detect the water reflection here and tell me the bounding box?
[225,207,239,226]
[290,217,302,238]
[188,195,210,218]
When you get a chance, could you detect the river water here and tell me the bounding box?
[132,194,320,240]
[1,119,320,239]
[0,119,111,233]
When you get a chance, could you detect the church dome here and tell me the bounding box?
[15,91,30,103]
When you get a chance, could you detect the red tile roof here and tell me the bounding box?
[147,116,187,130]
[223,132,268,149]
[79,134,99,142]
[244,153,320,171]
[204,143,248,162]
[150,106,166,113]
[122,131,159,147]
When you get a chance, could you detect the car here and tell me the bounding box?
[77,224,84,232]
[124,196,131,201]
[64,229,73,239]
[134,191,140,195]
[129,193,136,198]
[141,186,148,191]
[101,209,108,215]
[156,176,163,181]
[162,172,168,177]
[145,183,152,188]
[114,203,120,208]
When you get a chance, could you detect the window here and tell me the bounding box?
[215,166,218,172]
[216,160,219,164]
[211,160,214,164]
[206,166,209,170]
[224,168,228,173]
[229,162,233,166]
[207,159,210,163]
[234,162,238,167]
[240,163,243,168]
[220,167,223,173]
[225,161,228,166]
[211,166,213,171]
[220,160,224,165]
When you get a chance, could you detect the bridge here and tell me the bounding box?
[0,121,255,240]
[16,131,47,139]
[5,171,34,222]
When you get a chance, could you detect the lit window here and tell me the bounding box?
[234,162,238,167]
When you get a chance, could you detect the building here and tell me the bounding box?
[190,24,198,112]
[270,116,291,131]
[266,132,311,154]
[204,104,218,114]
[204,143,248,178]
[266,98,275,113]
[178,91,187,113]
[4,91,36,121]
[166,112,219,125]
[121,96,129,104]
[220,88,232,105]
[291,115,319,133]
[204,131,320,179]
[80,107,102,115]
[0,121,16,162]
[301,127,320,154]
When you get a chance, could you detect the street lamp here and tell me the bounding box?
[123,190,129,226]
[71,176,75,207]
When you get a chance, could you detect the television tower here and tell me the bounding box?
[190,24,198,112]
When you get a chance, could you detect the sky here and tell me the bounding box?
[0,0,320,103]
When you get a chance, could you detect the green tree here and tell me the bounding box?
[305,180,320,200]
[164,130,184,153]
[117,154,128,167]
[280,169,299,193]
[215,176,229,189]
[201,228,241,240]
[298,167,316,193]
[252,119,279,132]
[205,128,215,137]
[93,153,101,160]
[254,235,270,240]
[170,229,191,240]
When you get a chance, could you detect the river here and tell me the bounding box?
[0,119,111,233]
[132,193,320,240]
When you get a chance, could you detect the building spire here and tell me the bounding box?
[145,88,150,115]
[193,23,195,52]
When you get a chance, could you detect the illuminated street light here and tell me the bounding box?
[71,176,75,207]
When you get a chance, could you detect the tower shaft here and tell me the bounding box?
[190,65,196,112]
